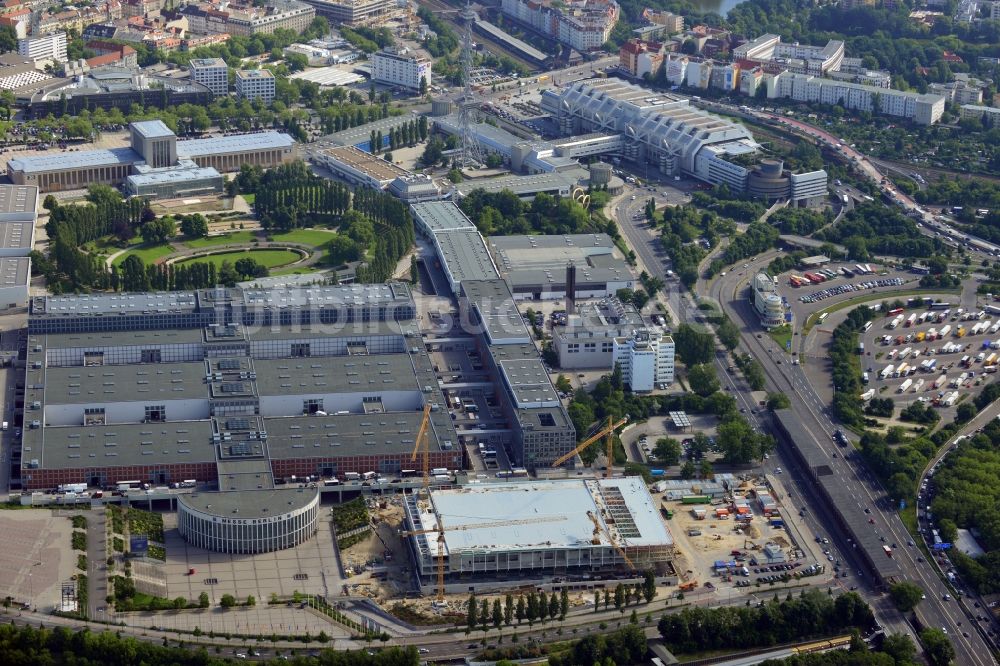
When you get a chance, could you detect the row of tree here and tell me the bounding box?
[243,162,352,230]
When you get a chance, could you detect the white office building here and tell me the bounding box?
[235,69,275,104]
[751,272,786,329]
[612,329,674,392]
[18,32,67,63]
[189,58,229,97]
[371,47,430,91]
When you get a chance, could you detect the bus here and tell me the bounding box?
[116,480,142,491]
[862,321,873,332]
[400,469,419,478]
[818,313,829,324]
[496,468,529,478]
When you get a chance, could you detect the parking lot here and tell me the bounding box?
[858,305,1000,420]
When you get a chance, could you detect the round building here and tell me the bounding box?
[178,488,319,554]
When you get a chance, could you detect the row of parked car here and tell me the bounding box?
[799,278,905,304]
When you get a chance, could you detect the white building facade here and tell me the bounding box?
[371,47,430,91]
[234,69,275,104]
[189,58,229,97]
[18,32,67,63]
[612,329,674,392]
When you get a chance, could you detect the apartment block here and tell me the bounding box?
[18,32,67,63]
[235,69,276,104]
[189,57,229,97]
[612,329,675,392]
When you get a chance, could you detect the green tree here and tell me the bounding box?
[556,374,573,393]
[172,596,187,610]
[179,214,209,238]
[687,363,720,397]
[674,324,715,366]
[560,588,569,620]
[717,317,740,351]
[220,594,236,608]
[246,595,256,607]
[920,628,956,666]
[613,584,625,613]
[466,593,477,631]
[642,571,657,603]
[654,437,681,466]
[198,591,209,608]
[882,633,917,663]
[766,392,791,410]
[679,460,696,479]
[492,598,502,629]
[515,595,525,624]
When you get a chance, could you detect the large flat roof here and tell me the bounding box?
[179,487,316,519]
[0,184,37,215]
[0,257,29,286]
[43,361,206,405]
[176,131,294,158]
[433,229,500,286]
[127,165,222,187]
[321,145,409,183]
[419,477,672,554]
[253,353,420,395]
[8,147,141,175]
[411,201,476,233]
[455,170,583,198]
[240,282,411,309]
[35,328,207,350]
[32,291,198,316]
[23,421,217,470]
[326,113,419,148]
[0,221,32,250]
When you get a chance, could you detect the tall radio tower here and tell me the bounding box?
[456,1,485,169]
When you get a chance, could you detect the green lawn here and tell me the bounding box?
[768,324,794,353]
[184,231,258,248]
[242,193,255,204]
[271,229,337,246]
[177,249,302,270]
[112,243,173,267]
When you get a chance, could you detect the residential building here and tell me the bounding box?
[298,0,402,26]
[734,33,844,76]
[235,68,275,104]
[612,328,675,392]
[928,75,987,105]
[763,71,945,125]
[18,32,67,63]
[642,9,683,33]
[959,104,1000,122]
[371,47,430,91]
[179,1,314,37]
[86,41,138,67]
[500,0,620,52]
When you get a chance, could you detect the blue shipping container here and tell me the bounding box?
[650,469,665,476]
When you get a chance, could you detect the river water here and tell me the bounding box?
[686,0,748,17]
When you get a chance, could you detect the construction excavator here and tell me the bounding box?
[401,514,568,602]
[551,416,628,478]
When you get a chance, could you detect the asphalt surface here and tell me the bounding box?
[710,259,999,666]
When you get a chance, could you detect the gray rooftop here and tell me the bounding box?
[411,201,476,233]
[499,357,560,407]
[245,319,406,341]
[131,120,174,140]
[33,328,207,350]
[43,361,206,405]
[240,282,411,309]
[8,147,141,175]
[773,410,902,580]
[488,233,633,289]
[253,354,420,395]
[460,280,531,345]
[215,459,276,491]
[178,487,317,519]
[433,229,500,287]
[0,257,29,286]
[0,184,37,215]
[32,291,198,316]
[326,114,420,148]
[127,165,222,187]
[264,409,456,458]
[22,421,216,470]
[189,58,227,68]
[176,131,294,158]
[0,222,32,250]
[473,20,548,62]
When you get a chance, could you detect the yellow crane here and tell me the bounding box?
[587,510,636,571]
[550,416,628,478]
[401,515,568,602]
[409,404,433,495]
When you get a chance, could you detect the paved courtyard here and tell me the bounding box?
[0,510,77,611]
[161,513,344,606]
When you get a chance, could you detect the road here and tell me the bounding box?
[709,258,998,666]
[607,171,997,663]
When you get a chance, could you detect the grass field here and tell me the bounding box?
[242,193,255,204]
[271,229,337,246]
[184,231,258,248]
[112,243,173,267]
[768,324,794,353]
[177,249,302,270]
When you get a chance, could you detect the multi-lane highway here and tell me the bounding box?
[709,259,998,666]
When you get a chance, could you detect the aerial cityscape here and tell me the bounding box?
[0,0,998,664]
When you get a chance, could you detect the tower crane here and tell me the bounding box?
[550,416,628,478]
[587,510,636,571]
[401,515,568,602]
[409,404,433,496]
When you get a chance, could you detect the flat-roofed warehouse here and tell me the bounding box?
[17,284,460,493]
[487,233,635,300]
[403,477,673,586]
